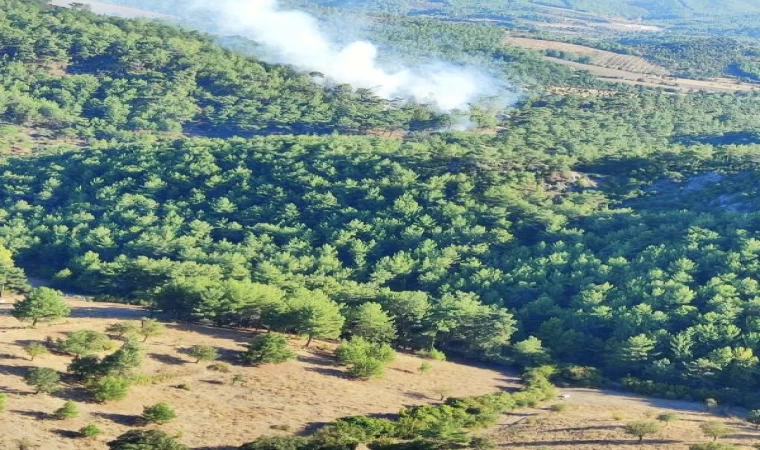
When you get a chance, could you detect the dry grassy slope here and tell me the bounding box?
[0,298,519,449]
[485,388,760,449]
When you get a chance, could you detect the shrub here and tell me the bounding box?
[53,401,79,420]
[88,375,131,402]
[657,413,680,425]
[0,392,6,412]
[239,436,311,450]
[58,330,113,358]
[418,362,433,374]
[100,341,143,375]
[24,367,60,394]
[187,345,218,363]
[624,421,661,442]
[418,348,446,361]
[23,342,49,361]
[139,319,166,342]
[143,402,177,424]
[612,411,625,421]
[79,423,101,439]
[67,355,105,381]
[206,362,231,373]
[242,334,295,365]
[559,365,602,387]
[336,337,395,380]
[106,322,139,339]
[549,403,568,413]
[107,429,187,450]
[231,374,247,386]
[700,421,730,441]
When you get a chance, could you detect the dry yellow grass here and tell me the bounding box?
[485,387,760,449]
[0,297,519,449]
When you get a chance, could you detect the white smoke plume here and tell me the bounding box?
[192,0,505,111]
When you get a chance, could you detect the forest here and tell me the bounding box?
[1,0,760,444]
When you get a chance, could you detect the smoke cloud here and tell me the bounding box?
[192,0,505,111]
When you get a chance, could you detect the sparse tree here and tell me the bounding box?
[24,367,60,394]
[11,288,70,327]
[24,342,49,361]
[187,345,218,363]
[142,402,177,425]
[139,318,165,343]
[53,401,79,420]
[286,290,345,347]
[700,421,730,441]
[624,420,661,442]
[242,333,295,365]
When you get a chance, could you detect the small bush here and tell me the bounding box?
[700,421,730,441]
[231,374,247,386]
[337,337,395,380]
[657,413,680,425]
[107,429,187,450]
[239,436,311,450]
[242,334,295,365]
[106,322,139,338]
[418,348,446,361]
[348,357,385,380]
[54,401,79,420]
[67,355,105,381]
[138,318,166,342]
[174,383,192,391]
[142,402,177,424]
[624,420,661,442]
[58,330,113,357]
[612,411,625,421]
[24,367,60,394]
[549,403,568,413]
[206,362,231,373]
[418,362,433,374]
[88,375,130,402]
[79,423,101,439]
[0,392,6,412]
[187,345,218,363]
[24,342,49,361]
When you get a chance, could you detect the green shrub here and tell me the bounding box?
[79,423,101,438]
[88,375,131,402]
[106,322,139,338]
[138,319,166,343]
[107,429,187,450]
[559,365,602,387]
[337,337,396,380]
[242,334,295,365]
[143,402,177,424]
[67,355,105,381]
[239,436,311,450]
[58,330,113,358]
[54,401,79,420]
[700,421,730,441]
[418,362,433,374]
[187,345,218,363]
[23,342,49,361]
[549,403,568,413]
[624,421,661,442]
[418,348,446,361]
[0,393,6,412]
[24,367,60,394]
[657,413,680,425]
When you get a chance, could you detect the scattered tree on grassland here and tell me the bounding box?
[11,288,70,327]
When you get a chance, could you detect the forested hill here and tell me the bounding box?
[2,0,760,414]
[0,0,445,141]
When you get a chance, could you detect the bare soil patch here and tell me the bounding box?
[0,298,519,449]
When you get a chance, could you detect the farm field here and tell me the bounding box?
[0,297,519,449]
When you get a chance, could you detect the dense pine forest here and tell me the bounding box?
[2,2,760,447]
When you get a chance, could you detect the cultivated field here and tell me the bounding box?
[0,297,519,449]
[486,387,759,449]
[504,36,669,75]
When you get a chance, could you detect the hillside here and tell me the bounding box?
[1,0,760,449]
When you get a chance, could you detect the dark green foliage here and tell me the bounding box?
[348,302,397,344]
[67,355,106,382]
[107,430,187,450]
[11,288,69,327]
[238,436,311,450]
[23,367,60,394]
[100,341,143,375]
[142,402,177,424]
[241,334,295,365]
[0,244,29,297]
